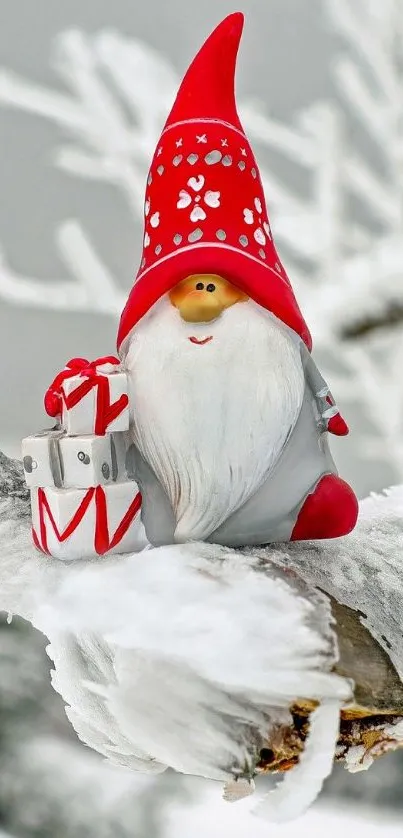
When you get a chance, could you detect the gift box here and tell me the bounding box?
[22,429,65,488]
[22,430,128,490]
[31,481,148,561]
[44,357,130,436]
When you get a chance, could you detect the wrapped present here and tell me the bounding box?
[22,430,128,489]
[31,481,148,560]
[44,356,130,436]
[22,429,65,488]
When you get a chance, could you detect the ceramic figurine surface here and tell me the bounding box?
[31,481,147,561]
[29,13,359,559]
[117,13,358,546]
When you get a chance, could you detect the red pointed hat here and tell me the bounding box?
[117,13,312,351]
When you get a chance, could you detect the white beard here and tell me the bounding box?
[123,297,305,542]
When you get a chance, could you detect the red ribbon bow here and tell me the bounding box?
[44,356,129,436]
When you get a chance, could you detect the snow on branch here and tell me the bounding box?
[249,484,403,681]
[1,451,403,820]
[0,488,350,820]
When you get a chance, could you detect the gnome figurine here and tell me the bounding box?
[116,13,358,547]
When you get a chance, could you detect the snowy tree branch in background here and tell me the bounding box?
[2,9,403,486]
[1,450,403,820]
[0,223,125,314]
[0,30,178,314]
[2,14,403,332]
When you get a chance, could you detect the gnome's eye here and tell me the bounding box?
[206,283,216,293]
[195,282,204,290]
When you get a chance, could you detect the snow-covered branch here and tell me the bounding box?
[1,451,403,820]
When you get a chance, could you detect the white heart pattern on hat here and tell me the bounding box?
[243,199,271,258]
[144,232,150,248]
[254,227,266,245]
[190,205,207,222]
[150,212,160,228]
[204,190,220,208]
[177,175,221,224]
[177,190,192,209]
[188,175,205,192]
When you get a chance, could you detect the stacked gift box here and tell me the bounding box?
[22,357,147,561]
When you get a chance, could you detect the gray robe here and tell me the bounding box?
[126,339,339,546]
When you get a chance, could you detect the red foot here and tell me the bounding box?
[291,474,358,541]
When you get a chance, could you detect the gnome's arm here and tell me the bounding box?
[300,342,349,436]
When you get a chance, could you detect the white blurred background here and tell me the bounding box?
[1,0,403,834]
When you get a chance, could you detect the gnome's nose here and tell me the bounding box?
[169,274,249,323]
[177,282,223,323]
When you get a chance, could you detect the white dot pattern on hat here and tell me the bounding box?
[205,150,222,165]
[188,228,203,242]
[138,122,286,281]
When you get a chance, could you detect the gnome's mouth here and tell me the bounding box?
[188,336,214,345]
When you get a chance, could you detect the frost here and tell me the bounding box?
[3,453,403,819]
[254,699,341,822]
[2,452,403,821]
[0,454,353,820]
[345,744,373,773]
[222,777,255,802]
[343,717,403,774]
[250,485,403,680]
[33,544,350,786]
